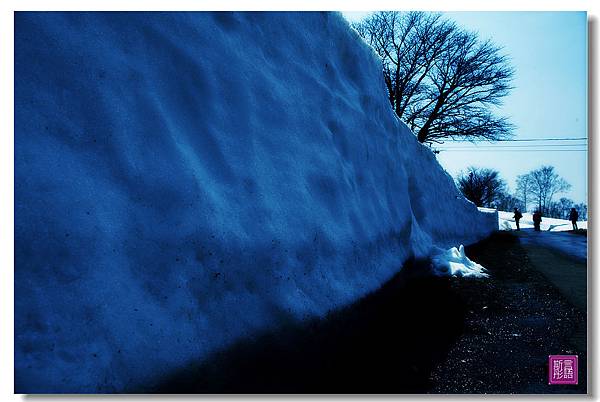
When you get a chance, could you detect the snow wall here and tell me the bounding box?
[15,12,497,392]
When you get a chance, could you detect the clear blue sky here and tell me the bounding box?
[342,11,588,205]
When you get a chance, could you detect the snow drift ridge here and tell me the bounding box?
[15,12,497,392]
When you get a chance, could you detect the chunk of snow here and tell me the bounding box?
[431,245,489,278]
[477,207,497,214]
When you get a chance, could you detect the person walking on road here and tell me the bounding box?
[569,207,579,230]
[513,207,523,231]
[533,209,542,232]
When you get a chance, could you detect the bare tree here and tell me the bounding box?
[456,167,505,207]
[515,174,532,212]
[546,197,574,219]
[495,190,523,212]
[574,202,588,220]
[558,197,574,219]
[353,12,514,144]
[523,166,571,214]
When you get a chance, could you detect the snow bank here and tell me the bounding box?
[431,245,489,278]
[15,12,496,392]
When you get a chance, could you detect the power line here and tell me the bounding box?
[445,137,587,142]
[440,144,587,149]
[438,147,588,150]
[433,137,589,153]
[437,149,587,152]
[499,137,587,142]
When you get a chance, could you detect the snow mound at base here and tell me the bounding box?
[15,12,497,392]
[431,245,489,278]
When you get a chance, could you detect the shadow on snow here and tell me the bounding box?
[152,257,468,393]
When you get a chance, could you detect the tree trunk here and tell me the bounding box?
[417,94,445,142]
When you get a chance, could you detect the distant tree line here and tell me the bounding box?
[353,12,514,144]
[456,167,504,208]
[456,165,586,220]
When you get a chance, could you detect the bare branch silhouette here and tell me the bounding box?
[353,12,514,144]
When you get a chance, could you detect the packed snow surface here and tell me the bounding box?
[498,211,587,232]
[431,245,489,278]
[15,12,497,392]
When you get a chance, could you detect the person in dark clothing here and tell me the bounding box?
[513,207,523,231]
[532,210,542,231]
[569,207,579,230]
